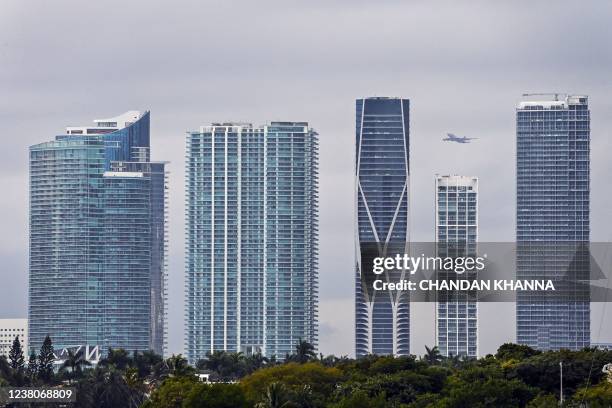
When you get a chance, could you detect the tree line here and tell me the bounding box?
[1,336,612,407]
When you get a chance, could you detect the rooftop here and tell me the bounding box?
[66,111,144,134]
[518,94,588,109]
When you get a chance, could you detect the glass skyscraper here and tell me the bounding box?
[29,111,168,355]
[435,175,478,357]
[355,97,410,357]
[516,94,590,350]
[185,122,318,363]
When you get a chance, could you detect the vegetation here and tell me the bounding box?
[1,337,611,407]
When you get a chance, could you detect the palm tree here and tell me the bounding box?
[73,373,96,407]
[98,368,138,408]
[294,339,316,363]
[132,350,163,379]
[201,350,226,373]
[124,367,146,407]
[293,384,314,408]
[99,348,131,370]
[319,354,347,367]
[336,355,351,365]
[164,354,194,377]
[423,345,443,365]
[150,358,172,385]
[443,353,462,368]
[255,382,293,408]
[82,366,144,408]
[226,352,246,378]
[199,350,246,379]
[246,352,269,373]
[60,349,91,383]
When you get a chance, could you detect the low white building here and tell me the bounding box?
[0,319,28,357]
[592,342,612,350]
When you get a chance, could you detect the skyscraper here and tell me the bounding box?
[185,121,318,363]
[29,111,167,355]
[435,175,478,358]
[516,94,590,350]
[355,97,410,357]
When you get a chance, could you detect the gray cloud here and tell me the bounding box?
[2,0,612,357]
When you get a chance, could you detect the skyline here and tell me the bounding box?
[11,98,612,357]
[17,95,612,358]
[3,0,612,358]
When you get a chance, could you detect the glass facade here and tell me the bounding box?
[185,122,318,363]
[516,95,590,350]
[29,111,168,355]
[355,97,410,357]
[435,175,478,357]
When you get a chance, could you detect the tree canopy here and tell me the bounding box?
[2,338,611,407]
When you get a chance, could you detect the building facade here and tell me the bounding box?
[435,175,478,357]
[355,97,410,357]
[516,94,590,350]
[185,122,318,363]
[0,319,27,358]
[29,111,167,355]
[591,342,612,350]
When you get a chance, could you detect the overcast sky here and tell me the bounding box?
[2,0,612,357]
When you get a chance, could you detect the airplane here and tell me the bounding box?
[443,133,478,144]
